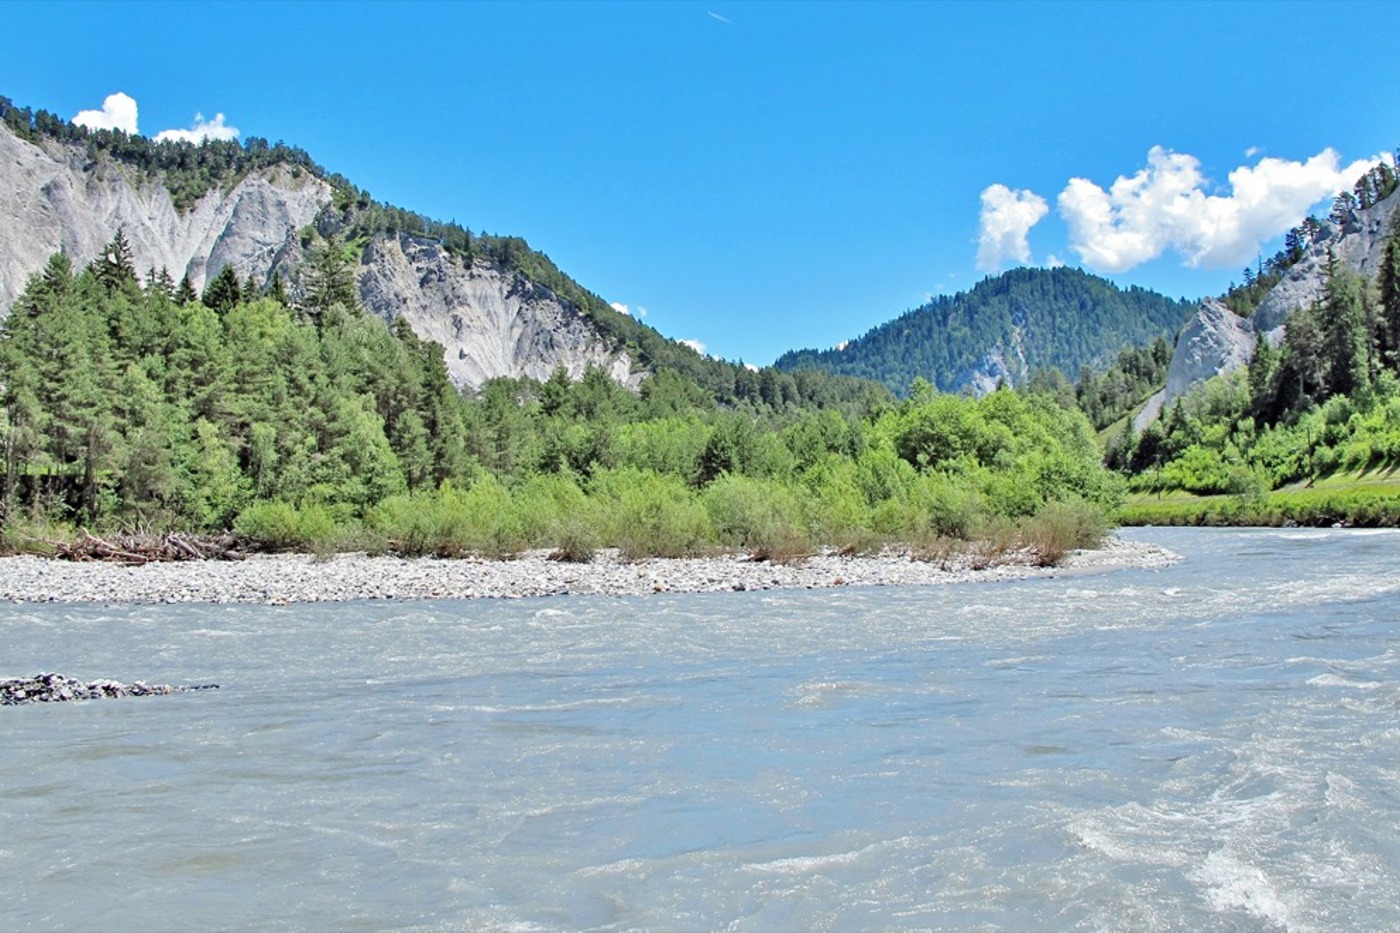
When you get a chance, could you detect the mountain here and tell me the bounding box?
[1154,183,1400,415]
[0,97,701,391]
[773,267,1195,396]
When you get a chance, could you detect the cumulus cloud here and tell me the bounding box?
[155,112,240,144]
[73,92,138,134]
[679,338,707,355]
[609,301,647,318]
[1057,145,1381,273]
[976,184,1049,271]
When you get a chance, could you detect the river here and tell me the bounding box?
[2,527,1397,930]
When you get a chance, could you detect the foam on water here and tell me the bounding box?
[1,527,1398,930]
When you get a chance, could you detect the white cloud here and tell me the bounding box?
[73,92,138,134]
[609,301,648,319]
[743,362,759,372]
[1057,145,1380,273]
[155,112,240,144]
[976,183,1049,271]
[679,338,707,355]
[1045,254,1065,269]
[1245,145,1262,159]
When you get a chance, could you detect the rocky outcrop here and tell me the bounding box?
[0,123,330,308]
[357,234,639,388]
[1162,299,1256,405]
[1155,188,1400,414]
[1,672,218,705]
[0,122,638,390]
[1253,195,1400,343]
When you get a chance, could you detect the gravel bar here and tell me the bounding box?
[0,537,1179,606]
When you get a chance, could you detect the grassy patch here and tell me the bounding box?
[1118,476,1400,527]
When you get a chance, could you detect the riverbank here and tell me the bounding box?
[0,536,1178,605]
[1118,479,1400,527]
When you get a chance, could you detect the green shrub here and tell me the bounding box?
[1019,499,1111,566]
[233,500,343,553]
[701,474,813,561]
[589,467,712,558]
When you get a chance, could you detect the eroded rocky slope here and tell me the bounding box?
[1158,188,1400,412]
[0,121,635,389]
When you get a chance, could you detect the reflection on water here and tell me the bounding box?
[2,527,1398,930]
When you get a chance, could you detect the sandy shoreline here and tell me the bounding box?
[0,536,1179,606]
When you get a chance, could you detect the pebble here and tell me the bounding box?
[0,538,1179,606]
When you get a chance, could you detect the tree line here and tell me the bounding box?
[0,239,1121,560]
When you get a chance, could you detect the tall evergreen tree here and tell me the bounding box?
[95,229,138,296]
[304,236,360,316]
[1319,254,1370,397]
[202,265,243,314]
[1378,210,1400,370]
[174,274,198,305]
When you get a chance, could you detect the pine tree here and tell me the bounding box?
[201,265,243,314]
[1379,210,1400,370]
[1319,253,1370,397]
[174,274,198,305]
[304,236,360,317]
[267,270,289,307]
[96,229,138,295]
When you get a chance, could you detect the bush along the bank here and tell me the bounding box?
[0,242,1123,564]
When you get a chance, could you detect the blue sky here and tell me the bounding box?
[4,1,1399,365]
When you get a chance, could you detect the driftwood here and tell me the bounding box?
[52,530,247,564]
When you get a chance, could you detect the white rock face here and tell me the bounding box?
[0,122,638,389]
[1154,187,1400,415]
[0,122,330,307]
[358,234,638,388]
[1253,194,1400,343]
[1162,298,1256,408]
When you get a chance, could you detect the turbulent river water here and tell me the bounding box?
[2,527,1398,931]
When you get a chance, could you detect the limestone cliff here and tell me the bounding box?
[1156,187,1400,413]
[1251,194,1399,342]
[357,234,637,388]
[1162,299,1256,404]
[0,121,636,389]
[0,122,328,309]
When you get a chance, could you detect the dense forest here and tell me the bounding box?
[0,234,1122,561]
[774,267,1194,396]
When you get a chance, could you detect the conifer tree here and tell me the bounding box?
[174,274,198,305]
[202,265,243,314]
[1379,210,1400,370]
[96,229,138,295]
[1319,254,1370,397]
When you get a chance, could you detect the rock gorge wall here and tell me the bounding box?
[1157,188,1400,415]
[358,235,636,388]
[0,122,329,309]
[0,122,635,389]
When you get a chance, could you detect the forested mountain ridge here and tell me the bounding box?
[773,267,1195,397]
[1,94,866,405]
